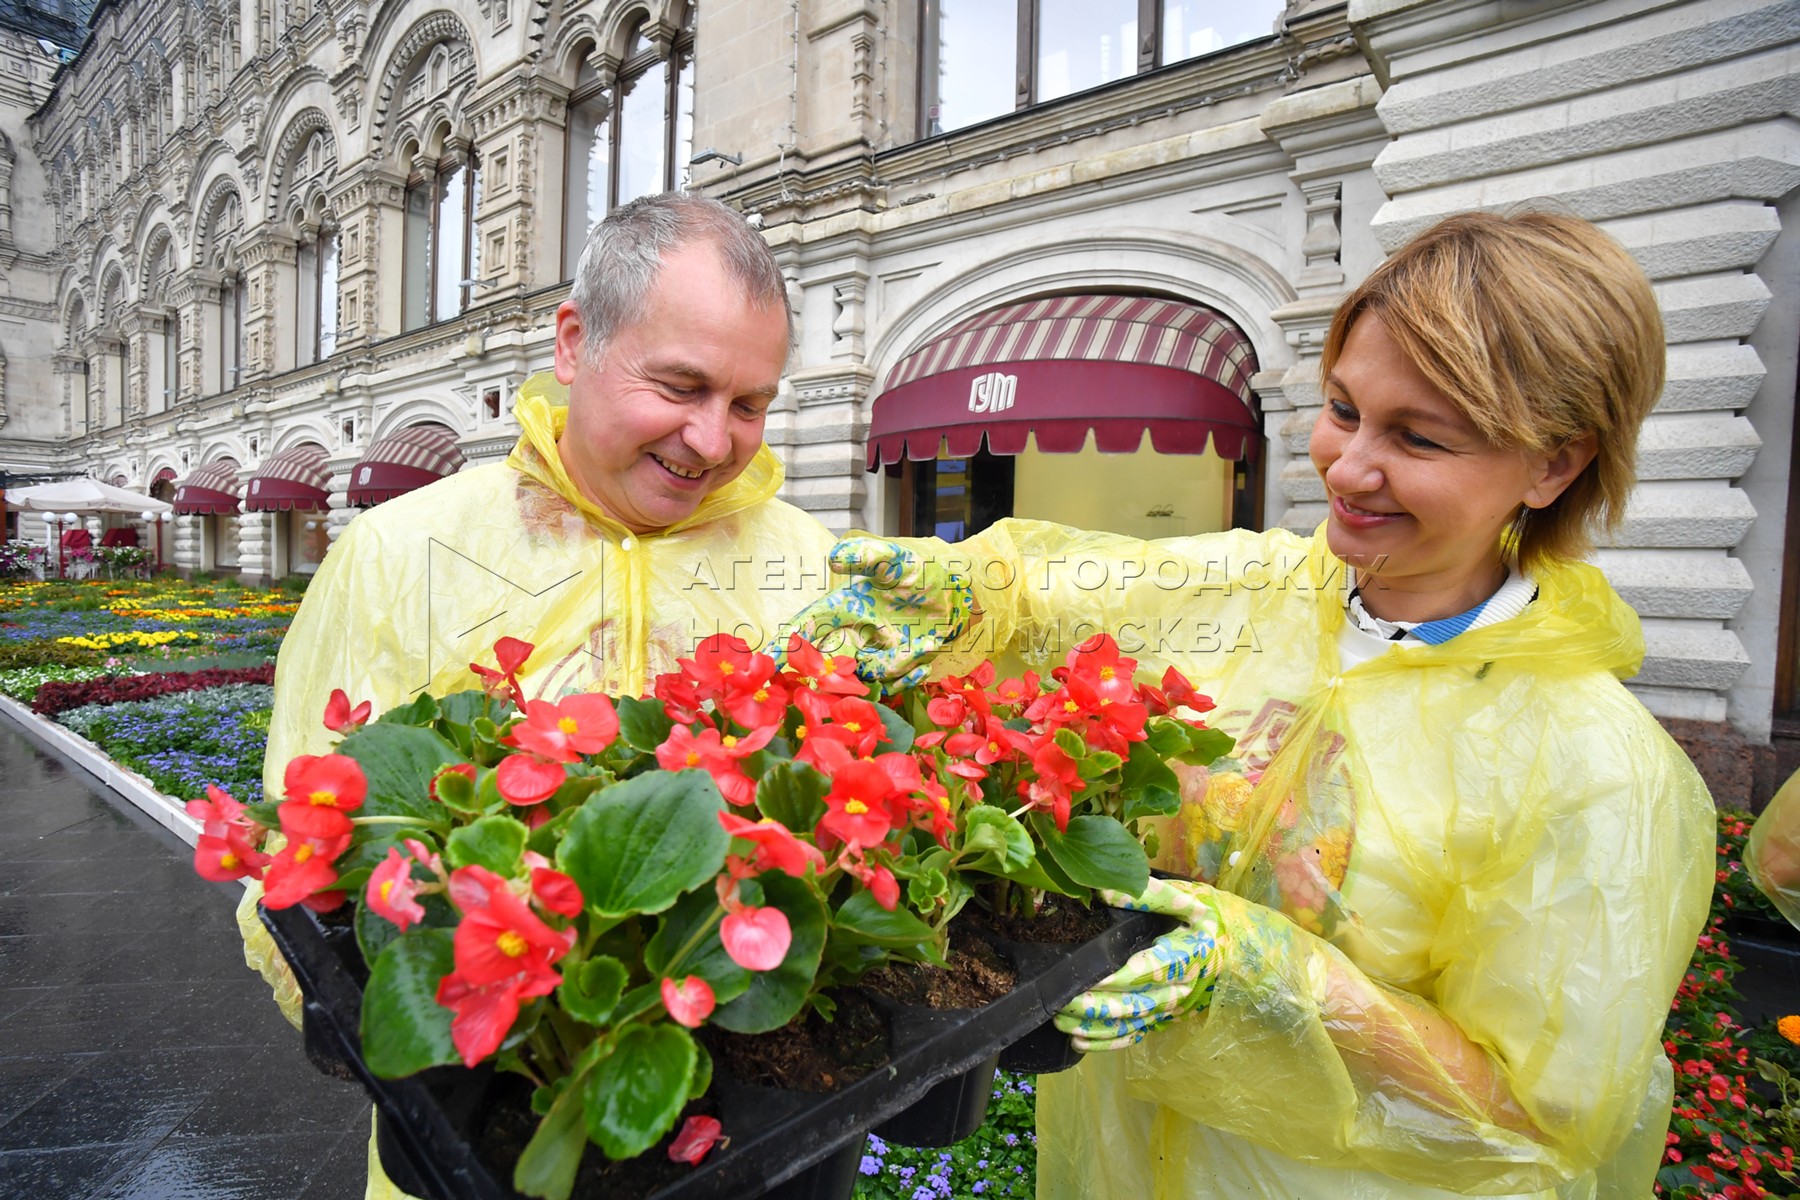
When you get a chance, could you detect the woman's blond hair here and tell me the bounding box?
[1319,210,1664,571]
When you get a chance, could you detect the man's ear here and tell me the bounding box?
[552,301,584,386]
[1523,432,1599,510]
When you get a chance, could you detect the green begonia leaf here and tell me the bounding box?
[557,770,728,917]
[446,815,528,876]
[583,1024,697,1161]
[361,929,459,1078]
[338,723,465,821]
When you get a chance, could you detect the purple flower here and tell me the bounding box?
[973,1185,988,1195]
[859,1156,881,1176]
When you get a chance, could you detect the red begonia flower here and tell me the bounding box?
[322,688,373,733]
[495,754,566,806]
[283,754,367,813]
[661,975,715,1028]
[529,867,584,918]
[720,906,791,972]
[448,865,575,986]
[668,1115,725,1166]
[261,828,353,909]
[718,812,825,877]
[504,695,619,762]
[436,968,558,1067]
[194,830,269,883]
[368,847,428,931]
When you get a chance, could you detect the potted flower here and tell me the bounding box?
[195,633,1221,1199]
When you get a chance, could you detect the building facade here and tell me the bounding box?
[14,0,1800,752]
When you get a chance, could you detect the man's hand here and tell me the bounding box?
[783,537,974,695]
[1054,877,1221,1052]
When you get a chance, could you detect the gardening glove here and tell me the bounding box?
[783,536,974,695]
[1054,877,1221,1052]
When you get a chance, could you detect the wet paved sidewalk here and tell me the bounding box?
[0,720,368,1199]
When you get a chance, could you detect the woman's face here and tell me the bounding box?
[1308,312,1592,623]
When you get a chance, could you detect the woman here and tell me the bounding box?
[796,211,1716,1197]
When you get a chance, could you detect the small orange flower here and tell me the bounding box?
[1779,1014,1800,1045]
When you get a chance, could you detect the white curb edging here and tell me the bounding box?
[0,689,205,848]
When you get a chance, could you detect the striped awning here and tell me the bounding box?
[172,460,241,515]
[245,444,331,512]
[346,424,466,507]
[868,295,1260,467]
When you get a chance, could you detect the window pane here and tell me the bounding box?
[563,94,610,278]
[318,231,339,359]
[1037,0,1136,103]
[404,183,432,329]
[162,319,177,408]
[296,240,318,366]
[922,0,1015,135]
[674,56,695,190]
[434,162,466,321]
[1161,0,1281,64]
[467,164,482,287]
[618,59,668,204]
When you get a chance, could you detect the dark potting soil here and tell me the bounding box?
[709,989,891,1094]
[858,928,1018,1009]
[965,897,1111,944]
[470,1070,710,1200]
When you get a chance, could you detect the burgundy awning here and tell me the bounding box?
[245,444,331,512]
[172,459,241,515]
[868,295,1260,468]
[346,424,466,507]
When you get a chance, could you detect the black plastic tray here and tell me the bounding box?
[261,902,1171,1200]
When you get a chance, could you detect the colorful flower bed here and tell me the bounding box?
[0,576,296,804]
[1656,810,1800,1200]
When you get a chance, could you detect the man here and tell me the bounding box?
[259,191,837,790]
[240,192,842,1199]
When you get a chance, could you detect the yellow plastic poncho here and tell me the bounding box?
[1747,771,1800,929]
[922,519,1715,1199]
[236,371,837,1199]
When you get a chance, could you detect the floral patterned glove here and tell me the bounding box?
[1054,877,1221,1052]
[783,536,975,695]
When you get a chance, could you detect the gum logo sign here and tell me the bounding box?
[967,371,1017,414]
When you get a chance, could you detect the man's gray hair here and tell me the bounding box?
[569,192,791,363]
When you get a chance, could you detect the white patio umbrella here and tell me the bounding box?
[7,478,173,515]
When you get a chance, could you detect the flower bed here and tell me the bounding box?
[58,683,275,803]
[1656,810,1800,1199]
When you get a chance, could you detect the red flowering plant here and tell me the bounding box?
[188,630,1223,1200]
[881,632,1234,920]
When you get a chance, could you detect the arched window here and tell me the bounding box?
[404,140,482,331]
[561,14,695,280]
[202,191,246,395]
[145,238,178,413]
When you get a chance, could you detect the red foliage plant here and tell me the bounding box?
[32,664,275,716]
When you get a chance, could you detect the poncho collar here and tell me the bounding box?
[503,371,786,538]
[1302,524,1645,681]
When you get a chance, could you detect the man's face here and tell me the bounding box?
[553,240,788,534]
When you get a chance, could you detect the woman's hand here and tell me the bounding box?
[782,537,975,694]
[1054,877,1222,1051]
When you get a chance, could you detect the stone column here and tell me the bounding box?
[1257,76,1387,532]
[328,165,406,344]
[237,228,296,382]
[236,509,272,583]
[467,71,569,295]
